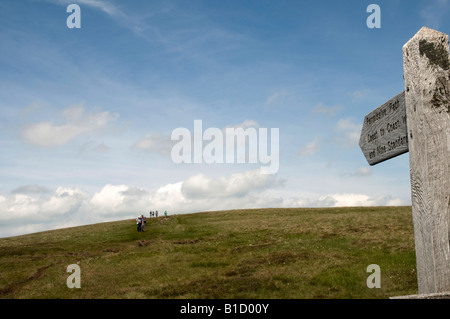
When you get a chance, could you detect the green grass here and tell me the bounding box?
[0,207,418,299]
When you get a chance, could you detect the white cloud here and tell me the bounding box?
[44,0,150,38]
[62,104,85,121]
[350,167,372,177]
[299,138,320,157]
[312,103,342,116]
[181,170,283,199]
[265,91,290,107]
[132,132,174,155]
[153,182,185,211]
[334,118,362,148]
[223,120,260,131]
[316,193,376,207]
[133,120,261,157]
[19,101,46,117]
[0,169,409,238]
[0,186,88,224]
[386,198,409,206]
[88,184,149,217]
[11,185,51,195]
[21,122,85,147]
[21,105,119,147]
[46,0,123,18]
[41,187,89,216]
[88,169,284,218]
[0,169,285,237]
[313,193,405,207]
[76,0,123,17]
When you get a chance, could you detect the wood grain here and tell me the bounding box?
[359,91,408,165]
[403,27,450,294]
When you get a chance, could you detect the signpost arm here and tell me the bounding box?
[402,27,450,294]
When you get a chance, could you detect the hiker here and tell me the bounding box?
[141,214,146,231]
[156,210,158,217]
[136,216,142,232]
[164,211,167,219]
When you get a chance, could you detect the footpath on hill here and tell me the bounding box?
[0,207,417,299]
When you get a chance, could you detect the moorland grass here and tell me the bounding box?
[0,207,417,299]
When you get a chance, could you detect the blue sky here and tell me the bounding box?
[1,0,449,237]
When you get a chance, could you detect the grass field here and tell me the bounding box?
[0,207,418,299]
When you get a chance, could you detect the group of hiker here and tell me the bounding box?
[136,210,168,232]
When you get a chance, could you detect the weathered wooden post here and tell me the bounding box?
[403,27,450,295]
[360,27,450,296]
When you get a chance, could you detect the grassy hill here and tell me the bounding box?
[0,207,418,299]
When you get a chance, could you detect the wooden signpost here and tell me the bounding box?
[360,27,450,296]
[359,91,408,165]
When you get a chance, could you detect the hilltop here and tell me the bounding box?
[0,207,417,299]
